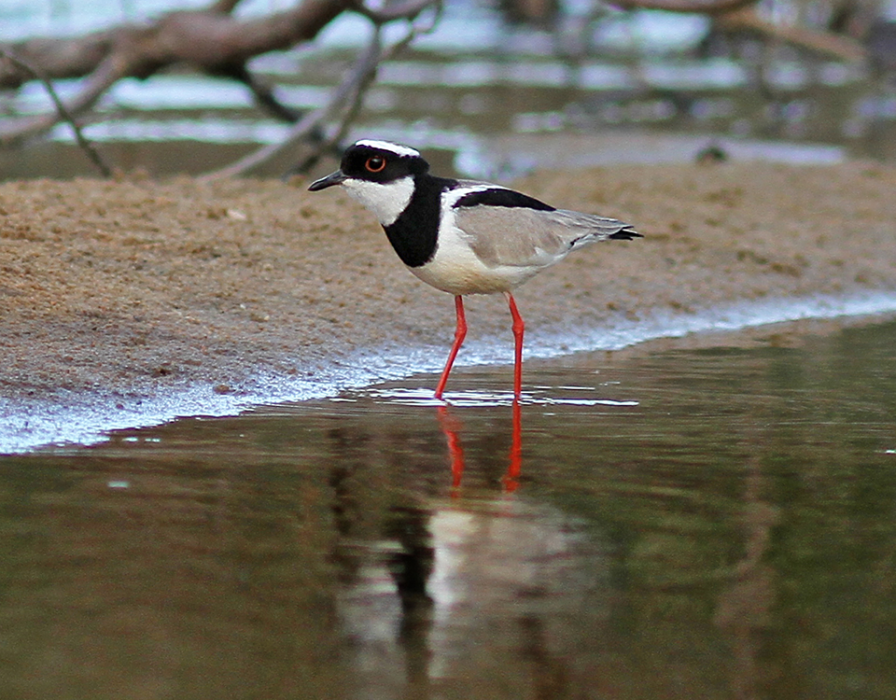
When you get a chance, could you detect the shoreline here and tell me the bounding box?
[4,292,896,454]
[2,160,896,452]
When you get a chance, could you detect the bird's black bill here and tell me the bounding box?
[308,170,347,191]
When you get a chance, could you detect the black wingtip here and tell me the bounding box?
[609,226,642,241]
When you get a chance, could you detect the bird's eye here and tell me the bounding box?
[365,156,386,173]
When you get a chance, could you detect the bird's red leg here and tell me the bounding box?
[435,295,466,400]
[505,292,524,399]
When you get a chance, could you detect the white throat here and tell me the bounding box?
[342,176,414,227]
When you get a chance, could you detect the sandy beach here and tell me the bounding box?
[2,159,895,448]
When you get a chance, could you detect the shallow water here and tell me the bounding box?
[2,317,896,699]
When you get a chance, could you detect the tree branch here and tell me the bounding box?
[211,63,302,122]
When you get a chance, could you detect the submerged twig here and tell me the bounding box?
[0,48,113,177]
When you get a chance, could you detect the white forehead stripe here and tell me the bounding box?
[353,139,420,158]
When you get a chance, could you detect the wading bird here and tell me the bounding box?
[309,139,640,399]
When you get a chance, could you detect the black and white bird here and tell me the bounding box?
[309,139,640,399]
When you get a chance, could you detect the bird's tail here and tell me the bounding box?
[553,209,642,248]
[608,224,641,240]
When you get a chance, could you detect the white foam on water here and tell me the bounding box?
[3,291,896,454]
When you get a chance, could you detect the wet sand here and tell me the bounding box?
[2,160,896,446]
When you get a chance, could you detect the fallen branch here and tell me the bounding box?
[716,8,869,62]
[202,1,440,180]
[0,48,112,176]
[200,29,385,181]
[0,0,351,146]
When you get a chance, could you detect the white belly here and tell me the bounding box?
[409,221,538,295]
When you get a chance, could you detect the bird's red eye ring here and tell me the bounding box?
[365,156,386,173]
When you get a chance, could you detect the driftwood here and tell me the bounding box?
[0,0,349,94]
[0,0,435,146]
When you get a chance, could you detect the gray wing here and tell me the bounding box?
[454,205,639,269]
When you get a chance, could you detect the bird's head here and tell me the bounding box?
[309,140,429,225]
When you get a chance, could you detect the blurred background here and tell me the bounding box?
[1,0,895,180]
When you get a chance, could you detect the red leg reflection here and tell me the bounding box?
[435,296,466,400]
[502,399,523,493]
[436,405,465,490]
[437,401,523,493]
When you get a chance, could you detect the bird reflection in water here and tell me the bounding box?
[339,395,607,696]
[436,399,523,492]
